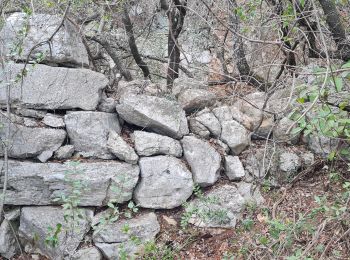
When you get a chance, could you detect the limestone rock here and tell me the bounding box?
[0,209,20,259]
[0,63,108,110]
[0,160,139,206]
[23,117,39,127]
[107,130,138,164]
[65,112,121,159]
[134,156,194,209]
[94,212,160,259]
[220,120,250,155]
[0,116,66,159]
[279,152,301,173]
[187,185,246,228]
[188,118,210,138]
[177,89,216,113]
[37,150,53,163]
[274,117,300,144]
[236,182,265,206]
[42,114,65,128]
[224,156,245,180]
[54,145,75,160]
[116,94,188,139]
[172,78,208,97]
[133,131,182,157]
[181,136,221,187]
[72,247,103,260]
[19,207,93,260]
[98,94,116,113]
[306,134,339,157]
[194,109,221,137]
[212,106,233,123]
[0,13,88,66]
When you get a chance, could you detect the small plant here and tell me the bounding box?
[181,184,230,229]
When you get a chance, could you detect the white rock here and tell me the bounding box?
[133,131,182,157]
[224,156,245,180]
[107,130,138,164]
[42,114,65,128]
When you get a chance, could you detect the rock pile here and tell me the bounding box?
[0,12,322,260]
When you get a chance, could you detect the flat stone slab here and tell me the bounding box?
[0,13,89,66]
[133,131,182,157]
[0,160,139,206]
[116,94,188,139]
[0,115,66,160]
[0,63,108,110]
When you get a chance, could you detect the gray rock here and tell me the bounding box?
[19,207,93,260]
[23,117,39,127]
[243,147,278,179]
[65,112,121,159]
[14,108,47,119]
[54,145,75,160]
[302,151,315,166]
[274,117,300,144]
[181,136,221,187]
[194,109,221,137]
[212,106,233,123]
[133,131,182,157]
[0,116,66,159]
[0,209,20,259]
[94,212,160,259]
[220,120,250,155]
[134,156,194,209]
[37,150,53,163]
[43,114,65,128]
[0,63,108,110]
[279,152,301,173]
[212,139,230,154]
[307,134,339,157]
[107,130,138,164]
[177,89,216,113]
[72,247,103,260]
[187,185,246,228]
[116,94,188,139]
[0,13,88,66]
[188,118,210,138]
[224,156,245,180]
[98,94,116,113]
[0,160,139,206]
[236,182,265,206]
[172,78,208,97]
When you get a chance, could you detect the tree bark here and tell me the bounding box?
[122,3,151,79]
[166,0,187,88]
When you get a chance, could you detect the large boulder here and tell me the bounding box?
[116,94,189,139]
[134,156,194,209]
[133,131,182,157]
[181,136,221,187]
[0,13,89,66]
[0,116,66,160]
[19,206,93,260]
[0,160,139,206]
[107,130,139,164]
[0,63,108,110]
[65,112,121,159]
[93,212,160,259]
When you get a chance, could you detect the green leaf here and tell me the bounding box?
[328,151,336,161]
[334,77,343,92]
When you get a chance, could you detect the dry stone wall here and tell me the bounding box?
[0,12,327,260]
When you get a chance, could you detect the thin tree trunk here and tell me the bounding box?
[122,3,151,79]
